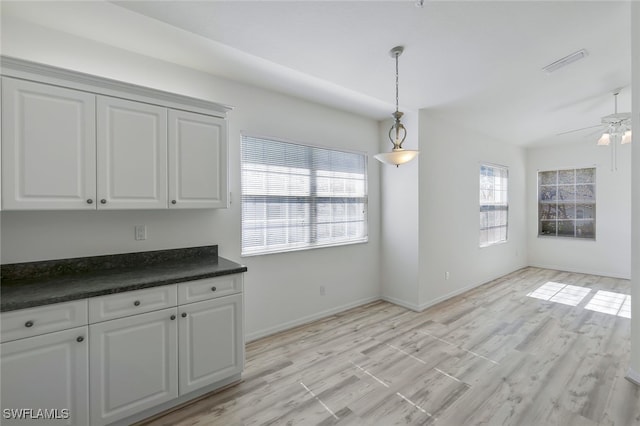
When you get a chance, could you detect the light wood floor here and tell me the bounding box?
[140,267,639,426]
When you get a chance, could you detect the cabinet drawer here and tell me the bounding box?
[1,300,88,343]
[89,285,177,323]
[178,274,243,305]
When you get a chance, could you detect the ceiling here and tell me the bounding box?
[2,1,633,146]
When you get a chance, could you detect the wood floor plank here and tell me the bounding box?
[137,267,638,426]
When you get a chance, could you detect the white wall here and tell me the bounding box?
[417,111,527,309]
[379,112,420,310]
[629,0,640,384]
[526,140,631,279]
[0,16,381,341]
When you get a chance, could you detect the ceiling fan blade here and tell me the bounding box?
[584,128,604,138]
[556,124,602,136]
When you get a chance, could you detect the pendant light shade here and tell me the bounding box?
[375,46,418,167]
[374,149,420,166]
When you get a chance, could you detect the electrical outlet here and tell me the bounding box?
[445,271,450,280]
[320,285,326,296]
[135,225,147,241]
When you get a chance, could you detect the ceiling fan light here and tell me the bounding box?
[597,132,611,146]
[622,130,632,144]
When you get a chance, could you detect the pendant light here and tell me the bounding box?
[374,46,419,167]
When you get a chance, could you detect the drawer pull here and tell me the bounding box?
[181,312,187,318]
[171,200,177,205]
[100,199,107,204]
[87,199,93,204]
[25,321,34,328]
[211,286,217,292]
[134,300,141,306]
[76,336,84,343]
[170,315,176,320]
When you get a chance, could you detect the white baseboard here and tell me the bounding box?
[245,295,380,342]
[626,367,640,386]
[416,281,480,312]
[380,295,421,312]
[528,262,630,280]
[415,266,527,312]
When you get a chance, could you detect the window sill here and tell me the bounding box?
[479,239,508,249]
[537,234,596,242]
[241,238,369,257]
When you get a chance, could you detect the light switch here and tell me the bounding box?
[135,225,147,241]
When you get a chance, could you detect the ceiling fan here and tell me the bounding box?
[557,90,632,171]
[557,90,632,145]
[596,91,632,146]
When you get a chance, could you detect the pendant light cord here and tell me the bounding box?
[395,53,399,113]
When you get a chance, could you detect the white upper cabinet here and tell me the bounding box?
[97,96,167,209]
[168,110,228,209]
[1,77,96,210]
[0,57,231,211]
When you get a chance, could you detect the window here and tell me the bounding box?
[241,135,368,256]
[538,168,595,239]
[479,164,508,247]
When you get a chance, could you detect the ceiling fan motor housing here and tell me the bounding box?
[601,112,631,125]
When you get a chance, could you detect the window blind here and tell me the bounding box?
[241,135,368,256]
[479,164,509,247]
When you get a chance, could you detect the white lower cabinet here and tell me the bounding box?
[178,294,243,394]
[88,274,244,425]
[0,326,89,426]
[1,274,244,426]
[89,308,178,426]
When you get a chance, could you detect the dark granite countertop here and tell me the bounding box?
[0,246,247,312]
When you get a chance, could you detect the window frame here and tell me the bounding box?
[240,133,369,257]
[537,167,596,240]
[479,162,509,248]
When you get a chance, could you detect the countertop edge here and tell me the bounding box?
[1,261,247,313]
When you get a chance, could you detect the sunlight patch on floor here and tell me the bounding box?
[526,281,591,306]
[527,282,631,318]
[584,290,631,318]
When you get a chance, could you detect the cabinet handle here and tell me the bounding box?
[171,200,177,205]
[76,336,84,343]
[211,286,217,292]
[134,300,141,306]
[87,199,93,204]
[25,321,34,328]
[181,312,187,318]
[100,199,107,204]
[170,315,176,320]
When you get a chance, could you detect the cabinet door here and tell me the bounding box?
[89,308,177,426]
[168,110,228,209]
[178,293,243,395]
[97,96,167,209]
[1,77,96,210]
[0,326,89,426]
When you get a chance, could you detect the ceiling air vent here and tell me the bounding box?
[542,49,588,74]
